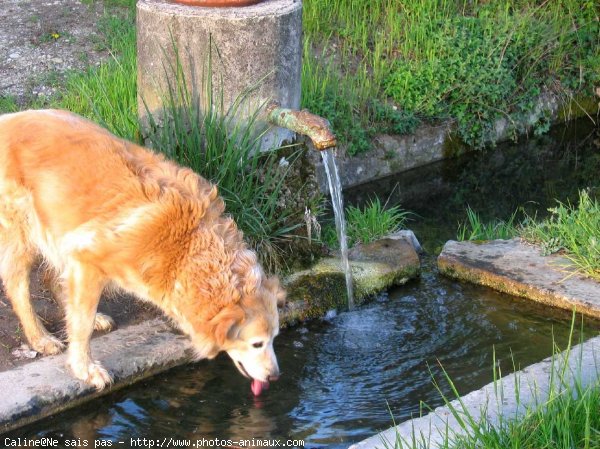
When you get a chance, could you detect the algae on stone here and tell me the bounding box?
[281,235,421,326]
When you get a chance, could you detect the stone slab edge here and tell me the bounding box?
[350,335,600,449]
[0,318,194,434]
[437,239,600,319]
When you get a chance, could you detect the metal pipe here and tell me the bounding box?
[266,103,337,151]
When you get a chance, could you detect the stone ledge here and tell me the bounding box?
[282,233,420,324]
[0,318,193,434]
[437,239,600,319]
[350,335,600,449]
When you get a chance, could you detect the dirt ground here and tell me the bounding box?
[0,0,160,373]
[0,0,111,104]
[0,265,161,373]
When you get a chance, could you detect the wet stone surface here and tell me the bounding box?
[438,238,600,318]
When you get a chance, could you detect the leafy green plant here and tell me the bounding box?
[457,207,519,242]
[325,197,410,248]
[37,30,63,44]
[521,190,600,280]
[303,0,600,152]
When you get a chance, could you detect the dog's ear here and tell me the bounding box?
[264,276,286,307]
[210,306,245,346]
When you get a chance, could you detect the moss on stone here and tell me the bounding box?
[557,94,599,122]
[442,131,469,158]
[285,271,348,321]
[353,262,419,301]
[282,247,421,325]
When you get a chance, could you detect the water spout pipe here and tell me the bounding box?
[266,103,337,151]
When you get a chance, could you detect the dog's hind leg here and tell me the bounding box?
[0,195,65,355]
[0,258,65,354]
[63,262,113,390]
[41,266,115,332]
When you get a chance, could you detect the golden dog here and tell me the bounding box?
[0,109,283,394]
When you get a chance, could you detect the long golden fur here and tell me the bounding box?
[0,109,284,391]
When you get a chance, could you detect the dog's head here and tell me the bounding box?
[175,241,285,395]
[221,276,285,395]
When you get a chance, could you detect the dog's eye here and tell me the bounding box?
[252,342,264,349]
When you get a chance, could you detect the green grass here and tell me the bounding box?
[324,197,410,248]
[521,190,600,281]
[303,0,600,153]
[0,95,19,114]
[384,317,600,449]
[457,207,520,242]
[301,39,420,155]
[55,9,138,140]
[456,190,600,280]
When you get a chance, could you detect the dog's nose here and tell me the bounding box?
[268,372,280,382]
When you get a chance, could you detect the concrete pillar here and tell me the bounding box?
[136,0,302,149]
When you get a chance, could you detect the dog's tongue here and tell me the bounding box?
[251,379,270,396]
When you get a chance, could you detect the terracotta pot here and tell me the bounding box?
[171,0,265,6]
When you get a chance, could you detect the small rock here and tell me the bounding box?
[324,309,337,321]
[9,52,20,59]
[390,230,423,253]
[11,344,38,360]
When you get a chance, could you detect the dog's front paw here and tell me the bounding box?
[94,313,116,332]
[69,359,113,390]
[31,334,65,355]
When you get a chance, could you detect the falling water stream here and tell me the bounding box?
[321,149,354,309]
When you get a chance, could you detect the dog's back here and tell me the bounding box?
[0,110,226,266]
[0,110,218,235]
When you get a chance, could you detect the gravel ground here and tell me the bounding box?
[0,0,110,104]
